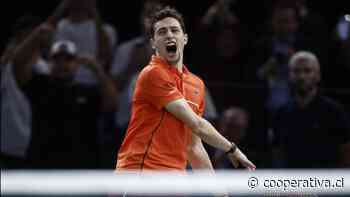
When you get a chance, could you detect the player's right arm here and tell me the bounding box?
[140,65,255,170]
[165,99,256,170]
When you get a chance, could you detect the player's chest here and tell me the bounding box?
[173,77,202,112]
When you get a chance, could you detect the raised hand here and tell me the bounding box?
[76,56,102,74]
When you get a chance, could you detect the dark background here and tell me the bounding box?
[2,0,350,113]
[2,0,349,51]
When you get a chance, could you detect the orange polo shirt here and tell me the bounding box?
[116,55,205,171]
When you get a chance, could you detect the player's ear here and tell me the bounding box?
[184,34,188,45]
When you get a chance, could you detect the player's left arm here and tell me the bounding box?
[187,85,214,171]
[188,133,214,171]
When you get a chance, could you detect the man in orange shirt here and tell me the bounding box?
[116,6,255,171]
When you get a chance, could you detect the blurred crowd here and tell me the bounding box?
[1,0,349,170]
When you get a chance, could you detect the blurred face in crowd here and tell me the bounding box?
[272,7,298,38]
[50,52,79,81]
[151,17,188,65]
[289,56,320,96]
[220,107,248,143]
[214,26,240,59]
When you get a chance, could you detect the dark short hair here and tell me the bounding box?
[147,6,186,38]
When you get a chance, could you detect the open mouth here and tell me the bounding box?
[166,43,177,54]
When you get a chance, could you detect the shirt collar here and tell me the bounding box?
[150,55,189,75]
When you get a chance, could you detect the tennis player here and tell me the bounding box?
[116,6,255,172]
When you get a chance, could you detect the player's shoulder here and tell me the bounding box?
[138,64,171,82]
[187,71,205,87]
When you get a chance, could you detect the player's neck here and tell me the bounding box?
[174,62,183,73]
[167,62,183,73]
[172,56,184,73]
[158,54,184,73]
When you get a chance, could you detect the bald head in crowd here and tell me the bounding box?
[288,51,321,97]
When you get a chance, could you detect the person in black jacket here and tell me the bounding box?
[272,51,350,168]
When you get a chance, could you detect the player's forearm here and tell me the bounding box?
[193,117,233,153]
[164,99,235,153]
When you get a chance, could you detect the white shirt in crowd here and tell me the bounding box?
[1,59,49,157]
[55,19,118,84]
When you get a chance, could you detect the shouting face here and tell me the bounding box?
[151,17,188,65]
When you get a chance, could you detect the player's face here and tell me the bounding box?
[151,17,188,65]
[289,59,320,95]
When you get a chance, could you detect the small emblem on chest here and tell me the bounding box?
[194,89,199,95]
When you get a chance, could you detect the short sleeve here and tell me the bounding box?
[138,67,183,110]
[199,86,206,116]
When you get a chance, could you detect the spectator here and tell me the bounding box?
[11,16,117,168]
[189,0,247,113]
[1,15,50,74]
[55,0,117,84]
[50,0,119,168]
[251,2,330,117]
[1,15,48,169]
[277,0,330,64]
[110,0,166,92]
[271,51,350,168]
[254,4,299,115]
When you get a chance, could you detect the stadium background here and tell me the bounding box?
[2,0,349,49]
